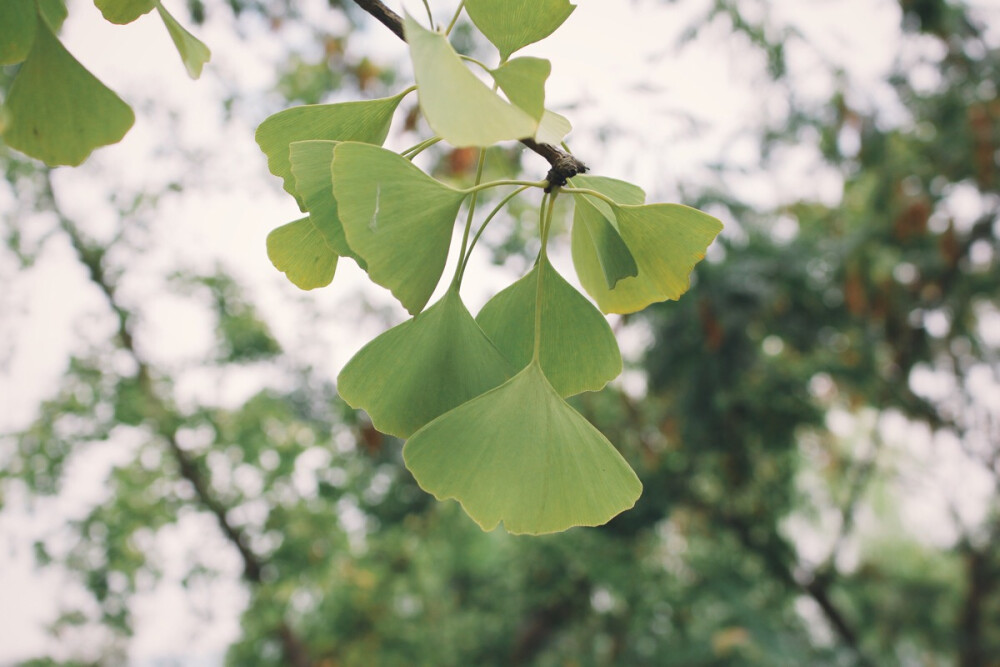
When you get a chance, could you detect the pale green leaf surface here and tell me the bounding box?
[266,217,337,290]
[0,0,36,65]
[338,289,512,439]
[490,57,550,121]
[332,142,467,315]
[288,140,365,267]
[570,175,643,289]
[405,14,536,147]
[95,0,155,24]
[404,362,642,535]
[477,257,620,396]
[1,12,134,166]
[155,2,210,79]
[465,0,576,60]
[572,174,645,223]
[535,109,572,145]
[573,197,723,314]
[255,93,404,203]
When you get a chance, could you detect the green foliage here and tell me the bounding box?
[0,0,208,164]
[337,287,512,438]
[404,13,537,147]
[404,362,642,535]
[288,140,364,264]
[2,9,134,166]
[155,1,211,78]
[6,0,1000,663]
[254,9,722,533]
[464,0,576,61]
[476,256,621,396]
[255,92,407,203]
[94,0,155,25]
[267,217,338,290]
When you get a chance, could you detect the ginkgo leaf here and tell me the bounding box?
[1,10,135,166]
[0,0,36,65]
[95,0,154,25]
[332,142,467,315]
[255,92,405,203]
[288,140,365,267]
[571,183,723,313]
[38,0,67,32]
[404,362,642,535]
[571,175,642,289]
[477,256,621,396]
[465,0,576,60]
[535,109,572,145]
[338,288,512,439]
[490,57,550,121]
[155,1,210,79]
[266,217,337,290]
[405,13,537,147]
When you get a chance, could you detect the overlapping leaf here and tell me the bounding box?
[94,0,154,25]
[465,0,576,60]
[332,142,467,315]
[266,217,337,290]
[405,14,536,147]
[571,175,642,289]
[490,57,550,121]
[404,362,642,535]
[535,110,572,145]
[1,9,134,166]
[255,92,405,202]
[571,178,723,313]
[338,289,512,438]
[288,140,364,266]
[0,0,37,65]
[477,257,620,396]
[155,1,210,79]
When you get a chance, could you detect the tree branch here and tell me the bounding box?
[350,0,588,188]
[42,172,313,667]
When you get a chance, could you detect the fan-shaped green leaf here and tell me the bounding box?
[571,185,723,313]
[1,11,134,166]
[332,142,467,315]
[266,217,337,290]
[255,93,405,203]
[95,0,154,25]
[405,13,536,147]
[338,288,512,439]
[570,175,642,289]
[465,0,576,60]
[155,2,210,79]
[490,57,550,121]
[535,109,572,145]
[0,0,36,65]
[404,362,641,535]
[288,140,365,267]
[477,257,620,396]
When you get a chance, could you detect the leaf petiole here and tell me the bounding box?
[452,148,488,286]
[463,179,548,195]
[532,191,557,363]
[458,184,532,283]
[401,136,443,159]
[560,186,620,208]
[445,1,465,36]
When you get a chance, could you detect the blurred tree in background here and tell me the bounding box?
[2,0,998,665]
